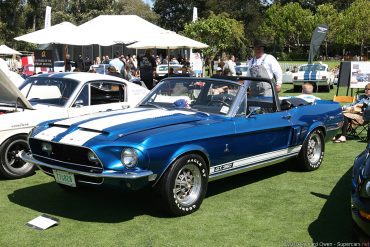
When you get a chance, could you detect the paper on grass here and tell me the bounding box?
[26,214,59,230]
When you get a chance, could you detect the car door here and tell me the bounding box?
[68,81,130,118]
[231,82,295,166]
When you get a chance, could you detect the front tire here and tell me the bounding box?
[159,154,208,216]
[297,129,325,171]
[0,135,35,179]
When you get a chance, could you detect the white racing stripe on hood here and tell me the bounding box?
[55,107,144,127]
[78,109,196,131]
[58,129,101,146]
[34,126,68,141]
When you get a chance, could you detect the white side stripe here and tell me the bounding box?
[34,127,68,141]
[209,146,302,175]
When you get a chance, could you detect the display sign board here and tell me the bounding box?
[34,50,54,68]
[350,61,370,88]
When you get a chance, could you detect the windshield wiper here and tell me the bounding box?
[139,102,167,110]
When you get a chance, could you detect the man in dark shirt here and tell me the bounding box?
[139,49,156,90]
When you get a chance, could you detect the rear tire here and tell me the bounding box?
[0,135,35,179]
[159,154,208,216]
[297,129,325,171]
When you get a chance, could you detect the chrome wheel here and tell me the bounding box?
[173,163,202,206]
[4,139,30,171]
[307,133,322,165]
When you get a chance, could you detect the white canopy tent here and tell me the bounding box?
[14,22,82,45]
[76,15,167,46]
[127,31,208,50]
[0,45,22,55]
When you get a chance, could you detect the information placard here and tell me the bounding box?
[34,50,54,68]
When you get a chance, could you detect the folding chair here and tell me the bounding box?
[333,95,355,103]
[347,117,369,142]
[333,95,369,142]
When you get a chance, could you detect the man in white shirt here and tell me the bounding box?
[109,52,124,73]
[296,82,320,103]
[224,55,236,76]
[248,40,283,93]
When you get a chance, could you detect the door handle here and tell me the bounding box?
[282,115,292,120]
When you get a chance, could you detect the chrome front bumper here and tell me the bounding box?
[20,151,156,181]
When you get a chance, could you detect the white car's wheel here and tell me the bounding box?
[0,135,35,179]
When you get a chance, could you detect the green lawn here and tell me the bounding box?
[0,84,365,246]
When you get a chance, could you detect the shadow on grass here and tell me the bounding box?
[8,182,167,223]
[207,161,294,198]
[8,161,296,222]
[308,167,353,242]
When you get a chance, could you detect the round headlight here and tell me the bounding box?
[121,148,138,168]
[87,151,99,163]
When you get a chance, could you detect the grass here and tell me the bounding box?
[0,84,365,246]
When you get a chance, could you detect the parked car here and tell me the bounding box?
[156,64,183,77]
[0,70,149,179]
[292,63,334,92]
[21,77,343,216]
[235,65,248,76]
[54,61,76,72]
[90,64,110,75]
[351,146,370,241]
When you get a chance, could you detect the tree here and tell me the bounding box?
[335,0,370,56]
[258,3,314,52]
[114,0,159,24]
[183,13,246,60]
[153,0,196,31]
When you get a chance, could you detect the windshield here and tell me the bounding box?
[158,65,182,72]
[236,66,248,72]
[19,77,79,107]
[299,64,326,72]
[140,79,241,115]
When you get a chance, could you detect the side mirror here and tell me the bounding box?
[73,99,85,108]
[246,106,262,118]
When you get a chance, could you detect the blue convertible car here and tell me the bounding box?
[21,77,343,216]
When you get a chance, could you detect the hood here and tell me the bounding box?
[0,66,33,110]
[36,108,204,146]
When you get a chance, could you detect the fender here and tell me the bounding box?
[152,144,211,186]
[302,121,326,144]
[0,128,32,146]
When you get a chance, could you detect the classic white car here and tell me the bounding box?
[156,64,183,77]
[292,63,334,92]
[0,70,149,178]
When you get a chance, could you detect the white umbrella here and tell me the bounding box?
[127,31,208,49]
[14,22,85,45]
[127,31,208,75]
[76,15,168,46]
[0,45,22,55]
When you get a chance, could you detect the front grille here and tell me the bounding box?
[29,138,103,173]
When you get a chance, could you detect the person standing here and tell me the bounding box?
[109,52,124,73]
[76,55,85,71]
[139,49,156,89]
[247,40,283,93]
[65,54,72,72]
[223,55,236,76]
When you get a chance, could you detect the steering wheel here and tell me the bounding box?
[207,97,231,107]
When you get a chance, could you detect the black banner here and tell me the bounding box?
[308,24,328,64]
[34,50,54,68]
